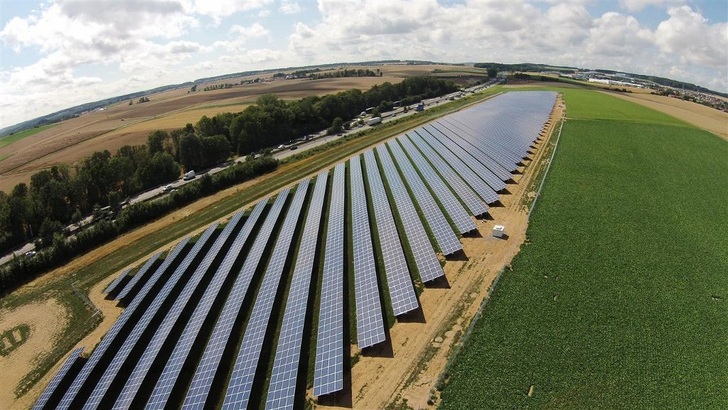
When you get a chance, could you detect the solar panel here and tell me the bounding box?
[404,132,489,217]
[347,155,386,349]
[423,124,506,192]
[55,236,193,410]
[78,223,219,409]
[114,253,161,301]
[182,191,289,409]
[362,149,419,316]
[313,164,346,397]
[376,144,445,283]
[386,140,462,255]
[33,347,84,410]
[433,120,513,181]
[102,269,129,295]
[439,117,522,171]
[144,202,267,409]
[393,137,476,235]
[265,172,328,410]
[413,129,499,204]
[222,179,311,409]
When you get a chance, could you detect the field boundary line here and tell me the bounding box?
[528,98,566,220]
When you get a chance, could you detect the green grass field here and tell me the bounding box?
[439,89,728,409]
[0,124,57,149]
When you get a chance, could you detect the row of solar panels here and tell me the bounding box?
[36,91,557,410]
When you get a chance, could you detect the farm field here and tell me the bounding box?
[1,63,481,193]
[439,89,728,409]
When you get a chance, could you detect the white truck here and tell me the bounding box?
[367,116,382,126]
[183,170,196,180]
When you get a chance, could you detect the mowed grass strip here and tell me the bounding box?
[439,90,728,409]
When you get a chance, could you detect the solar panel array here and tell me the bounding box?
[114,252,161,301]
[183,191,289,409]
[404,133,489,217]
[43,91,558,407]
[113,212,245,408]
[313,163,346,397]
[266,172,328,410]
[56,236,193,410]
[223,180,310,409]
[145,201,267,408]
[33,347,83,410]
[396,136,476,234]
[363,149,419,316]
[349,155,386,349]
[81,224,219,409]
[102,269,129,295]
[376,144,446,283]
[386,140,462,255]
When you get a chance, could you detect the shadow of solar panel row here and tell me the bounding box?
[55,236,192,410]
[182,190,289,409]
[114,252,161,301]
[223,180,310,409]
[78,223,219,410]
[363,149,419,317]
[412,129,499,205]
[313,163,346,397]
[33,347,84,410]
[113,212,248,409]
[395,135,477,235]
[146,201,267,409]
[348,156,386,350]
[386,140,462,256]
[266,172,328,410]
[403,133,489,217]
[102,269,130,296]
[376,144,445,283]
[424,124,506,193]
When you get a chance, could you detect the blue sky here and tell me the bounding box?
[1,0,726,128]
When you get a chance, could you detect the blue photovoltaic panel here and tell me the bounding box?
[386,140,462,255]
[438,117,522,171]
[376,144,445,283]
[313,164,345,397]
[222,180,310,409]
[396,135,478,234]
[182,191,289,410]
[404,133,489,217]
[78,224,219,410]
[55,236,193,410]
[33,347,84,410]
[145,202,267,409]
[115,253,161,301]
[362,149,419,316]
[413,129,499,204]
[438,118,520,181]
[103,269,129,295]
[348,156,385,350]
[113,212,248,409]
[423,124,506,192]
[265,173,328,410]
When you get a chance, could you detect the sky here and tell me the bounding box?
[0,0,726,129]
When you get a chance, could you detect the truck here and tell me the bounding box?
[183,170,196,180]
[415,103,425,111]
[367,116,382,126]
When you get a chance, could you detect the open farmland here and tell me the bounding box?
[24,92,557,410]
[2,63,479,193]
[439,89,728,409]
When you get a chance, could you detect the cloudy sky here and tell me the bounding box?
[1,0,726,129]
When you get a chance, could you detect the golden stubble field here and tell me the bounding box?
[0,63,480,193]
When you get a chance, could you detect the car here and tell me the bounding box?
[25,250,36,258]
[290,145,298,150]
[163,184,174,193]
[277,144,285,149]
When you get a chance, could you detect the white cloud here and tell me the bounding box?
[190,0,273,22]
[279,0,301,14]
[655,6,728,67]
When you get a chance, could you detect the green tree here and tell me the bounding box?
[147,130,168,155]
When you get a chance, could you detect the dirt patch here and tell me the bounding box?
[0,298,68,410]
[313,95,565,409]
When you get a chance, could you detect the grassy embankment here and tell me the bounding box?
[1,86,502,399]
[439,88,728,409]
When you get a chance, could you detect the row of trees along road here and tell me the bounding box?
[0,76,458,291]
